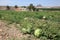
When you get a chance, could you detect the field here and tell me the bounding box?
[0,10,60,40]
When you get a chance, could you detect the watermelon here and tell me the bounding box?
[34,28,42,37]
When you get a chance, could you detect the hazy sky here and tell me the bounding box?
[0,0,60,6]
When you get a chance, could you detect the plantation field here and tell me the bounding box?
[0,10,60,40]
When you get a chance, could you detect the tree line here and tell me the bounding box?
[6,5,18,10]
[6,4,40,11]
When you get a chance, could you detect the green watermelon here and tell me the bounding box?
[34,28,42,37]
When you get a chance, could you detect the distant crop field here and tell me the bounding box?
[0,10,60,40]
[0,10,60,22]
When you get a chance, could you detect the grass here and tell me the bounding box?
[0,10,60,40]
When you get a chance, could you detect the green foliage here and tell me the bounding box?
[0,10,60,40]
[40,36,48,40]
[22,28,27,34]
[0,14,2,18]
[6,5,10,10]
[28,4,36,11]
[21,19,33,34]
[15,5,18,8]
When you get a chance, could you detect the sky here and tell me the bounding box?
[0,0,60,6]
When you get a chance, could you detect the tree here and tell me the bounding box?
[28,4,36,11]
[6,5,10,10]
[15,5,18,8]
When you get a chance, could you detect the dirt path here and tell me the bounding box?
[0,20,23,40]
